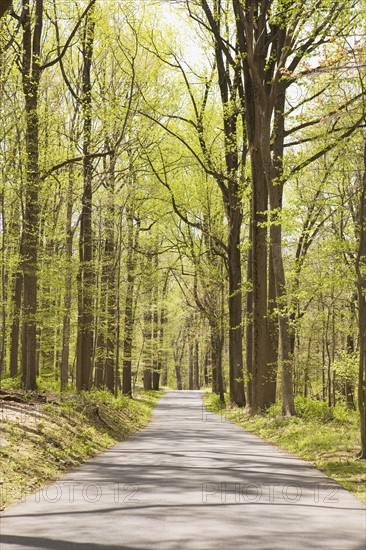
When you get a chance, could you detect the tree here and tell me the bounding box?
[76,4,96,391]
[355,141,366,458]
[20,0,43,390]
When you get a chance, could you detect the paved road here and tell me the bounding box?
[1,391,365,550]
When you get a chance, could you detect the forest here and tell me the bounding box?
[0,0,366,463]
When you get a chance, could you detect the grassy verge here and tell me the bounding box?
[203,392,366,503]
[0,387,163,510]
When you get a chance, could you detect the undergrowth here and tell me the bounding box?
[0,387,162,509]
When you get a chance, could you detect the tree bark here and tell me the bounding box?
[193,330,200,390]
[245,214,253,409]
[158,275,169,387]
[9,266,22,378]
[21,0,43,390]
[356,142,366,459]
[266,241,278,407]
[122,209,136,396]
[76,8,95,391]
[250,145,268,411]
[103,154,117,393]
[60,170,73,391]
[143,254,153,391]
[152,254,160,391]
[228,207,246,406]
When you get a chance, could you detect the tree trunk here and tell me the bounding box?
[143,256,153,391]
[60,171,73,391]
[193,330,200,390]
[173,327,187,391]
[152,300,160,390]
[122,211,136,396]
[210,321,224,401]
[345,334,355,408]
[250,146,268,411]
[0,191,6,373]
[356,142,366,459]
[9,266,23,378]
[188,337,194,390]
[159,279,168,387]
[175,361,182,391]
[21,0,43,390]
[270,221,295,415]
[266,241,278,407]
[228,209,246,406]
[204,348,209,387]
[245,216,253,409]
[103,155,117,393]
[151,253,160,391]
[76,9,95,392]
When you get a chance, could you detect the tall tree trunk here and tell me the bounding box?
[152,301,160,390]
[210,321,224,401]
[76,9,95,391]
[270,87,295,416]
[356,142,366,459]
[152,253,160,391]
[266,241,278,407]
[345,333,355,408]
[158,275,168,387]
[122,210,138,396]
[228,206,246,406]
[60,170,73,391]
[0,191,6,373]
[270,220,295,415]
[143,306,152,391]
[21,0,43,390]
[250,146,268,411]
[9,266,23,378]
[103,154,116,393]
[204,348,209,387]
[245,215,253,409]
[173,330,185,391]
[143,254,153,391]
[174,361,182,391]
[188,336,194,390]
[193,319,200,390]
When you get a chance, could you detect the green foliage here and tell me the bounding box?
[332,351,358,385]
[0,376,22,390]
[294,396,334,422]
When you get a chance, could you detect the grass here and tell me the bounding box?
[0,385,163,509]
[203,392,366,503]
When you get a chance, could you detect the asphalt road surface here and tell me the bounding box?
[1,390,365,550]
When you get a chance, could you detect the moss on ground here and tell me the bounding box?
[203,392,366,503]
[0,388,162,509]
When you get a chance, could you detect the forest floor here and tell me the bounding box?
[0,386,162,510]
[204,393,366,503]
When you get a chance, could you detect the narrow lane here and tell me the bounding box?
[1,391,365,550]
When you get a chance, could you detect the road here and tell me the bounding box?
[1,390,365,549]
